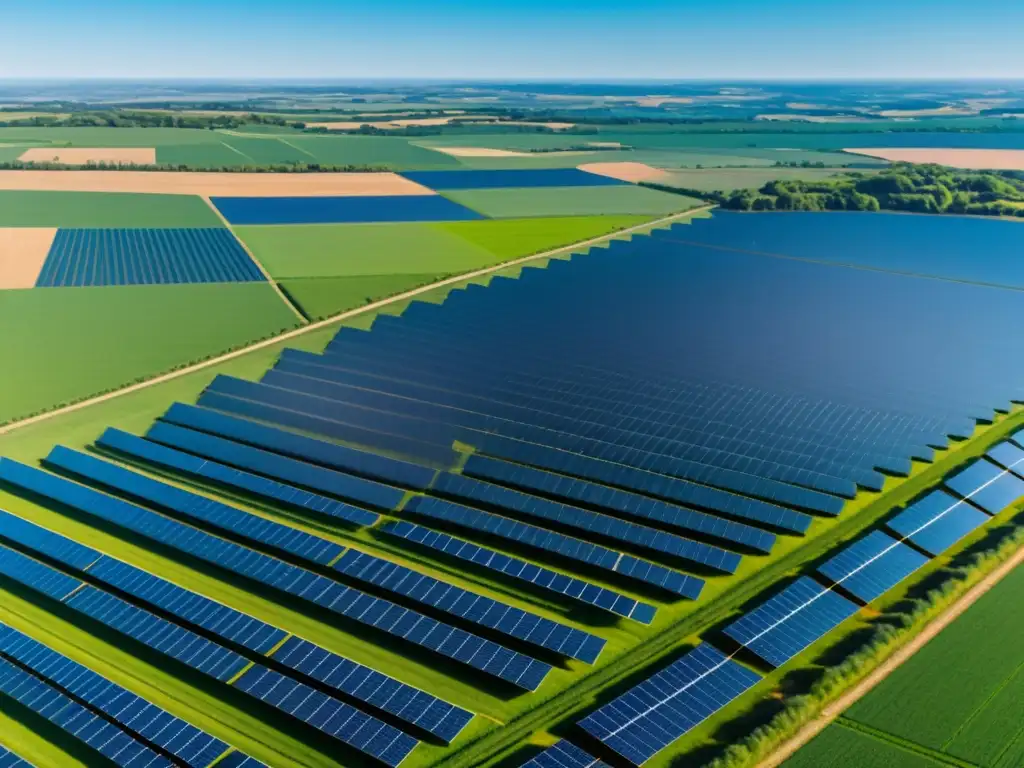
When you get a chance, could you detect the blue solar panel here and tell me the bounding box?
[210,753,267,768]
[432,473,742,574]
[380,520,656,624]
[0,459,549,691]
[816,530,929,604]
[159,403,436,489]
[944,458,1024,515]
[401,169,626,190]
[37,228,264,287]
[144,421,406,510]
[886,490,989,557]
[0,510,472,745]
[0,542,82,602]
[333,549,606,663]
[231,666,417,767]
[210,195,485,225]
[722,577,859,668]
[578,643,761,766]
[404,496,701,599]
[519,741,611,768]
[985,441,1024,477]
[97,428,378,527]
[47,447,345,565]
[0,746,31,768]
[0,654,170,768]
[0,624,230,767]
[463,454,776,554]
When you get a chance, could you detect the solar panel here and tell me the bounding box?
[333,549,606,663]
[0,510,472,744]
[463,454,776,553]
[578,643,761,766]
[0,624,230,767]
[0,654,170,768]
[144,421,406,510]
[210,753,268,768]
[97,428,378,527]
[722,577,859,668]
[47,447,345,565]
[0,459,549,691]
[519,740,611,768]
[0,746,32,768]
[404,496,704,599]
[816,530,929,604]
[944,458,1024,515]
[380,521,656,624]
[985,441,1024,477]
[886,491,989,557]
[159,403,436,489]
[432,473,742,574]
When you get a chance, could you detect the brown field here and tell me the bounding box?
[578,161,669,182]
[0,228,56,289]
[634,96,695,107]
[0,171,434,197]
[877,106,976,118]
[843,148,1024,170]
[424,146,534,158]
[18,148,158,165]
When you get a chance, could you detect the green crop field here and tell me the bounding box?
[839,564,1024,768]
[442,185,702,218]
[653,167,871,192]
[235,215,652,279]
[0,191,223,228]
[0,283,299,424]
[281,274,442,319]
[782,723,948,768]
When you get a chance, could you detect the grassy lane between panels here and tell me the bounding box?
[441,409,1024,768]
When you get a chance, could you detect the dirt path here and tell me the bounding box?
[757,545,1024,768]
[0,205,712,438]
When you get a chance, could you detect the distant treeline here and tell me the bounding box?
[0,111,294,130]
[0,161,387,173]
[648,164,1024,218]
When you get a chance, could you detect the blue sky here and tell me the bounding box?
[4,0,1023,79]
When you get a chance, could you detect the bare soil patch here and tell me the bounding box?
[843,148,1024,170]
[424,146,534,158]
[635,96,695,107]
[0,171,434,197]
[18,148,158,165]
[578,161,669,183]
[0,228,56,289]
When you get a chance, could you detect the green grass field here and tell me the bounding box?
[841,563,1024,768]
[235,215,652,279]
[442,186,702,218]
[0,283,299,424]
[782,723,948,768]
[652,167,871,192]
[280,274,442,319]
[0,191,223,228]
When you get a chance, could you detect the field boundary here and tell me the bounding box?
[0,205,712,436]
[755,544,1024,768]
[200,195,308,324]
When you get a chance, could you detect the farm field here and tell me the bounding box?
[442,185,701,217]
[839,564,1024,768]
[0,283,298,424]
[0,190,223,228]
[650,166,870,192]
[782,723,948,768]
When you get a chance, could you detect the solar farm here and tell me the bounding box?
[1,144,1023,768]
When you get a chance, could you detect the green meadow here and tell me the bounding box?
[0,191,223,228]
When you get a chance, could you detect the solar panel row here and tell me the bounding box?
[518,740,611,768]
[380,521,656,624]
[885,491,989,557]
[0,747,31,768]
[333,549,606,663]
[0,459,549,691]
[98,428,379,527]
[403,496,704,599]
[578,643,761,766]
[37,228,264,288]
[0,543,418,767]
[47,447,346,566]
[0,509,473,744]
[0,654,170,768]
[0,624,231,768]
[722,577,859,668]
[431,473,742,574]
[944,458,1024,515]
[816,530,929,604]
